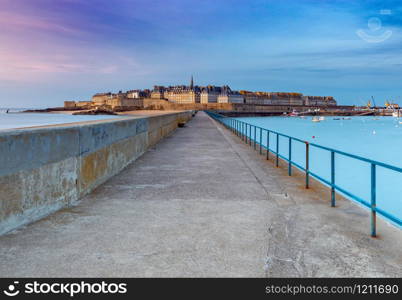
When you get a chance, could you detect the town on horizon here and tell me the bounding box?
[64,76,337,111]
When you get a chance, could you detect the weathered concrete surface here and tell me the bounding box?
[0,111,192,235]
[0,112,401,277]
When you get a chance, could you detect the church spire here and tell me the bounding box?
[190,75,194,90]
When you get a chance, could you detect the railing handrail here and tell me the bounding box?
[210,111,402,173]
[206,111,402,235]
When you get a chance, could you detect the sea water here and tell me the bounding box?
[235,116,402,226]
[0,108,119,130]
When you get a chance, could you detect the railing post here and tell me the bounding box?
[259,128,262,154]
[266,130,270,160]
[288,137,292,176]
[244,122,246,142]
[245,123,247,142]
[246,124,248,143]
[254,126,256,150]
[331,151,335,207]
[249,124,251,146]
[246,124,248,144]
[233,120,236,134]
[371,163,377,237]
[305,142,309,189]
[242,122,245,141]
[276,134,279,167]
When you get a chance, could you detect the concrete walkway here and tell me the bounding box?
[0,112,401,277]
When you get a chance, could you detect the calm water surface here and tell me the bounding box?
[0,109,119,130]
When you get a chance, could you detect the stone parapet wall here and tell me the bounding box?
[0,111,192,235]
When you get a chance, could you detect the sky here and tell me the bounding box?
[0,0,402,107]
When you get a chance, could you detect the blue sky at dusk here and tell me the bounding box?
[1,0,402,107]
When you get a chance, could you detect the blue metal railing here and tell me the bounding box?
[207,111,402,236]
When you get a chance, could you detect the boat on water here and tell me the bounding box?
[289,110,299,117]
[312,116,321,122]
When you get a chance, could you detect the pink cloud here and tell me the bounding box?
[0,2,148,83]
[0,44,141,82]
[0,11,82,35]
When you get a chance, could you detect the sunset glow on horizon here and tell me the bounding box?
[1,0,402,107]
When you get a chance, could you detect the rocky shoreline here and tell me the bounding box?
[72,108,117,115]
[23,107,83,113]
[23,107,117,115]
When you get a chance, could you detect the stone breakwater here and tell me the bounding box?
[0,111,192,235]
